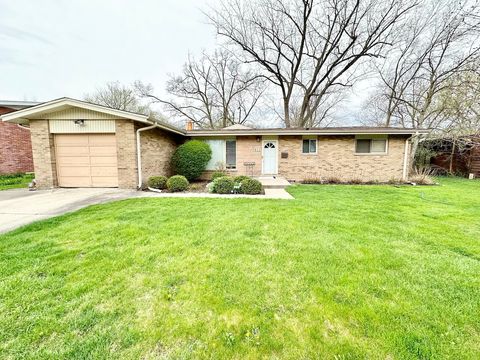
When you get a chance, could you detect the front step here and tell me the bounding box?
[256,176,291,189]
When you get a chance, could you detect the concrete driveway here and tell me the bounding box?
[0,188,139,234]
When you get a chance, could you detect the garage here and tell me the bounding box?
[55,134,118,187]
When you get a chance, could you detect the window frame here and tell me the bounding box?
[203,138,237,170]
[225,139,237,170]
[301,136,318,155]
[354,136,388,155]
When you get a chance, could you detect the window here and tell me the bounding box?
[355,138,387,154]
[204,139,237,170]
[226,140,236,169]
[302,138,317,154]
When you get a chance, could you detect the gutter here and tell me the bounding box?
[136,123,160,189]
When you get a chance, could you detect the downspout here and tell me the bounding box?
[136,124,159,189]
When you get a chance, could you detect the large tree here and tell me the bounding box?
[362,0,480,165]
[135,49,266,129]
[207,0,417,127]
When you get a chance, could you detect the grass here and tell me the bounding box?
[0,177,479,359]
[0,173,34,190]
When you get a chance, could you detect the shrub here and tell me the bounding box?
[171,140,212,181]
[167,175,189,192]
[302,177,322,184]
[349,178,363,185]
[233,175,250,184]
[240,178,263,195]
[147,175,167,189]
[409,167,437,185]
[324,176,342,184]
[211,171,227,181]
[212,176,235,194]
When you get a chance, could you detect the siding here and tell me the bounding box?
[33,107,119,120]
[49,119,116,133]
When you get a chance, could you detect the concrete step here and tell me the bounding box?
[256,176,291,189]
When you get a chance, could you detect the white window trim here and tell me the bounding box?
[354,137,389,156]
[301,136,318,155]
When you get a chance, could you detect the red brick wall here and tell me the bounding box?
[0,106,34,174]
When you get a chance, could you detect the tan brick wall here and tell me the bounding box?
[29,120,57,189]
[115,119,137,189]
[139,127,179,187]
[278,135,408,182]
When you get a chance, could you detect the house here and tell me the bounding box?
[0,100,39,174]
[0,97,427,189]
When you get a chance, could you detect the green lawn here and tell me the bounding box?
[0,173,34,190]
[1,178,479,359]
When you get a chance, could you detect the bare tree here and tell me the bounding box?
[84,81,150,114]
[207,0,417,127]
[363,0,480,165]
[135,49,266,129]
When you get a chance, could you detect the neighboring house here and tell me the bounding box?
[0,100,39,174]
[0,97,427,189]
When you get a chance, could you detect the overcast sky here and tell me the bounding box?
[0,0,219,102]
[0,0,367,125]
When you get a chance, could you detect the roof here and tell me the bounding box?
[186,126,428,136]
[0,100,40,110]
[0,97,428,137]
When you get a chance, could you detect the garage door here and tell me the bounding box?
[55,134,118,187]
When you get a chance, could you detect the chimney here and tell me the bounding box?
[186,121,193,131]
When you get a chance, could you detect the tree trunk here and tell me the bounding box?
[409,135,420,173]
[449,139,456,174]
[283,99,291,128]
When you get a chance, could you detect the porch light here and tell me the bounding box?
[74,119,85,126]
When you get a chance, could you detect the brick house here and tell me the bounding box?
[0,100,39,175]
[1,97,426,189]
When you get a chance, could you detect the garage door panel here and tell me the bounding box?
[55,135,89,146]
[58,166,91,177]
[55,134,118,188]
[56,146,90,156]
[58,177,92,187]
[88,134,117,146]
[90,166,118,177]
[92,177,119,187]
[89,146,117,156]
[90,156,117,165]
[56,156,90,166]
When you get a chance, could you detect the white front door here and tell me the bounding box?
[262,140,278,174]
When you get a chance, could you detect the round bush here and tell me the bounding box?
[240,178,262,195]
[171,140,212,181]
[211,171,227,181]
[147,175,167,189]
[212,176,235,194]
[167,175,189,192]
[233,175,250,184]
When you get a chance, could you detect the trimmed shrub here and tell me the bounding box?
[240,178,262,195]
[233,175,250,184]
[211,171,227,181]
[167,175,189,192]
[171,140,212,181]
[147,176,167,189]
[212,176,235,194]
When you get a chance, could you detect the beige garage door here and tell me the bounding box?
[55,134,118,187]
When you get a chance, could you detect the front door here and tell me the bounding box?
[262,140,278,174]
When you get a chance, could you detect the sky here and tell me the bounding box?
[0,0,218,102]
[0,0,368,125]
